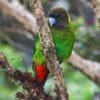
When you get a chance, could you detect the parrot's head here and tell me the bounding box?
[48,7,70,28]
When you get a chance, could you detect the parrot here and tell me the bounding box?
[33,7,75,86]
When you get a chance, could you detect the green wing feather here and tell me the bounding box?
[33,37,45,65]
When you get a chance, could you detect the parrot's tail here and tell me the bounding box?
[35,64,49,86]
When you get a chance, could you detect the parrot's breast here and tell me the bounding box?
[50,25,74,62]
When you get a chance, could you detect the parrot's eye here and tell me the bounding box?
[48,7,70,28]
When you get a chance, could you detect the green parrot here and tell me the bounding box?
[33,7,75,86]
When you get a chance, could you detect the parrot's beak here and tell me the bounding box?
[48,17,56,26]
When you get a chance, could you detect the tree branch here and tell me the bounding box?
[0,0,38,37]
[68,51,100,86]
[30,0,68,99]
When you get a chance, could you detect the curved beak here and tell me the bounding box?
[48,17,56,26]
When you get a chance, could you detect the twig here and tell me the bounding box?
[0,0,38,37]
[68,51,100,86]
[30,0,68,100]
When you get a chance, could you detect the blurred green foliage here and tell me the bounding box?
[0,44,24,100]
[0,44,23,69]
[71,18,100,62]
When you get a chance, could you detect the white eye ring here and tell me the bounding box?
[48,17,56,26]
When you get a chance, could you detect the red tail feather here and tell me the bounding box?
[35,64,49,84]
